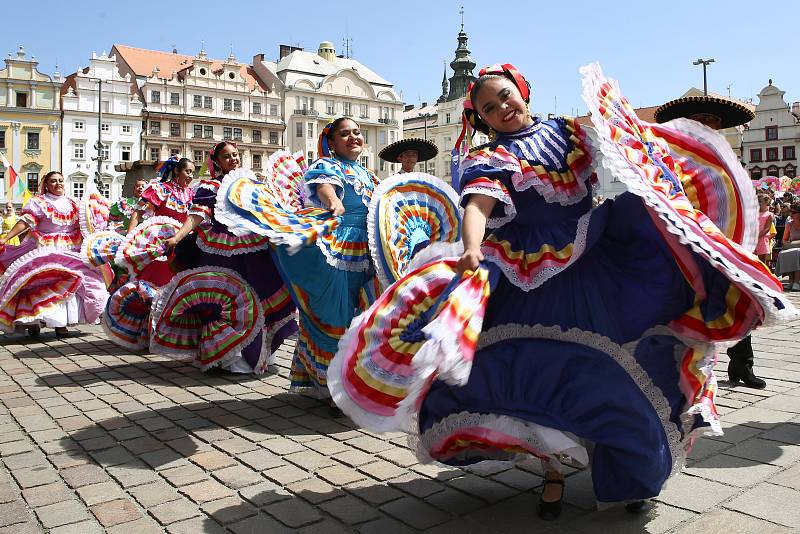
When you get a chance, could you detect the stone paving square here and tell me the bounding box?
[0,291,797,532]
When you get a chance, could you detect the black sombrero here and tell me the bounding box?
[654,95,754,128]
[379,138,438,163]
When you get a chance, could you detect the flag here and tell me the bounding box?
[0,152,22,202]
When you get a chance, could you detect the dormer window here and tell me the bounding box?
[199,68,206,75]
[229,72,235,79]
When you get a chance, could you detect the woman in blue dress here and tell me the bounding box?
[328,64,796,518]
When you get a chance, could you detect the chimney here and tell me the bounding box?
[792,102,800,118]
[253,53,265,63]
[279,44,303,60]
[317,41,336,62]
[404,104,414,112]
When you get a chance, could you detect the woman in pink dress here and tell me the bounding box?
[0,172,108,337]
[755,194,774,263]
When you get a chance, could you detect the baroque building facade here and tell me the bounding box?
[253,41,403,178]
[0,46,61,202]
[61,52,143,200]
[741,81,800,180]
[111,44,284,176]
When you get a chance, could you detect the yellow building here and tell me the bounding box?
[0,46,61,203]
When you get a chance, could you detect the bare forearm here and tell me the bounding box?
[173,214,202,243]
[316,183,339,209]
[2,220,29,241]
[462,195,497,251]
[127,211,140,233]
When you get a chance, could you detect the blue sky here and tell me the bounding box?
[5,0,799,116]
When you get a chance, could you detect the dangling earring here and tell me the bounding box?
[488,128,496,142]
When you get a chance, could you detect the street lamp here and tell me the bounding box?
[693,58,715,96]
[89,78,108,191]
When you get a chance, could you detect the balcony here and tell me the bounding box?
[379,118,398,126]
[293,109,319,117]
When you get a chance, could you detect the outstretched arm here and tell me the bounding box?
[0,220,30,246]
[456,193,498,274]
[317,183,345,216]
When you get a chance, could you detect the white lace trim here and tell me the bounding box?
[149,266,265,370]
[195,230,272,256]
[475,323,687,477]
[580,62,799,327]
[315,238,372,272]
[79,186,110,238]
[483,209,593,292]
[80,231,123,268]
[460,184,517,229]
[368,172,462,288]
[413,411,589,468]
[254,312,297,375]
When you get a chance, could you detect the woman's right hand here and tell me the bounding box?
[457,248,484,274]
[327,199,345,216]
[163,236,179,251]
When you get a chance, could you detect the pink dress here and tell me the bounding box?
[755,210,773,256]
[0,194,109,330]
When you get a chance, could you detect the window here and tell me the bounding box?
[203,96,213,109]
[101,123,110,133]
[296,122,303,138]
[193,94,202,108]
[766,147,779,161]
[343,102,352,116]
[252,154,262,169]
[72,181,84,198]
[16,92,28,107]
[362,129,368,144]
[233,127,243,141]
[0,171,3,184]
[27,132,39,150]
[766,126,778,141]
[223,127,233,140]
[783,146,795,160]
[252,130,262,143]
[26,173,38,193]
[170,148,180,157]
[150,147,160,161]
[389,130,396,143]
[74,120,85,131]
[269,104,278,116]
[307,122,314,139]
[0,130,5,150]
[121,145,131,161]
[101,101,110,113]
[360,156,369,168]
[193,150,205,165]
[233,100,242,112]
[269,131,279,145]
[223,98,233,111]
[169,122,180,137]
[73,142,84,159]
[203,125,213,138]
[326,100,335,114]
[360,103,368,118]
[379,131,387,145]
[750,149,762,162]
[100,181,110,199]
[307,151,314,162]
[151,90,161,103]
[252,102,262,115]
[193,125,203,138]
[101,144,110,160]
[121,123,132,134]
[379,159,386,172]
[149,121,161,135]
[170,92,180,106]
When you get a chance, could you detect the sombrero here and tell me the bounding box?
[379,138,438,163]
[654,95,754,128]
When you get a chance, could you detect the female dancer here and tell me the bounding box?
[157,142,296,374]
[329,64,796,517]
[0,172,108,337]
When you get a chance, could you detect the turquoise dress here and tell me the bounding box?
[276,157,380,395]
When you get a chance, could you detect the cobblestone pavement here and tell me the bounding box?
[0,293,798,533]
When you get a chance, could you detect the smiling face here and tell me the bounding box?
[45,173,65,196]
[216,144,240,175]
[473,76,533,134]
[175,162,195,187]
[330,119,364,161]
[4,203,13,215]
[133,180,147,197]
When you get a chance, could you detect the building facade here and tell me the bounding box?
[742,81,800,180]
[402,24,488,184]
[0,46,61,202]
[112,45,284,176]
[253,41,403,179]
[61,52,143,200]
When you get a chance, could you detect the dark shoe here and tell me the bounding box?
[537,477,565,520]
[26,325,41,337]
[625,500,647,514]
[728,367,767,389]
[54,327,70,339]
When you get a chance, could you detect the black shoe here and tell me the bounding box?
[728,368,767,389]
[54,327,70,339]
[537,477,565,520]
[625,500,646,514]
[26,325,41,337]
